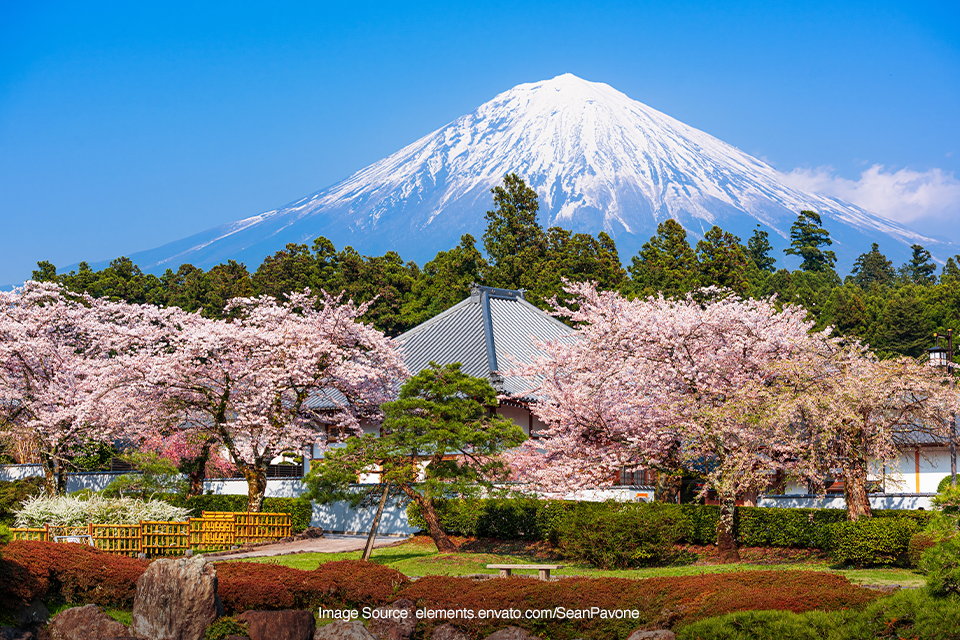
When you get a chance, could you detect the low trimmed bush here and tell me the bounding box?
[216,559,408,613]
[398,570,878,640]
[676,587,960,640]
[555,502,693,568]
[828,518,918,567]
[0,540,148,609]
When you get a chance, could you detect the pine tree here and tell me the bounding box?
[850,243,895,288]
[746,225,776,273]
[783,210,837,273]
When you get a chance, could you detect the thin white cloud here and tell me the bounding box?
[780,164,960,224]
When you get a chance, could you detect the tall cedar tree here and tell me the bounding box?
[746,225,777,273]
[627,219,698,298]
[900,244,938,285]
[303,363,526,552]
[482,173,547,291]
[850,243,896,288]
[943,256,960,282]
[696,226,750,294]
[784,210,837,273]
[402,234,487,328]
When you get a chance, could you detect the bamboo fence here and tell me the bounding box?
[9,511,291,558]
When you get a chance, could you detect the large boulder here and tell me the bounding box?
[130,555,219,640]
[237,610,315,640]
[430,624,470,640]
[483,628,540,640]
[313,621,377,640]
[45,604,130,640]
[366,599,417,640]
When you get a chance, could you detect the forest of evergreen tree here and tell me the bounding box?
[32,175,960,358]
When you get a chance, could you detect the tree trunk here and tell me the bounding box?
[241,464,267,512]
[716,492,741,563]
[185,442,211,497]
[655,473,682,503]
[362,483,391,561]
[41,452,67,496]
[401,484,457,552]
[843,460,872,521]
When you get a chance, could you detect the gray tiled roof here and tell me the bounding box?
[394,285,576,397]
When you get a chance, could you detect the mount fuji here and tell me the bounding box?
[124,73,950,274]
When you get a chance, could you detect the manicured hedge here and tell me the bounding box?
[828,518,918,567]
[216,559,408,613]
[397,570,878,640]
[160,495,313,533]
[0,540,148,610]
[556,502,693,568]
[408,497,932,552]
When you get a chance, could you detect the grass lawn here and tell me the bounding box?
[227,536,924,588]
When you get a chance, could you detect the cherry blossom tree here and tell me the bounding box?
[141,430,236,495]
[0,282,172,495]
[507,282,829,561]
[140,290,407,511]
[775,343,953,520]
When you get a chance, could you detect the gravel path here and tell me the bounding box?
[206,534,410,560]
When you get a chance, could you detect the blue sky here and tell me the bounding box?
[1,0,958,284]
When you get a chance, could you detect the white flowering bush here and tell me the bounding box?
[14,494,191,527]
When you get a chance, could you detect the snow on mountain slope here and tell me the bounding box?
[123,73,950,274]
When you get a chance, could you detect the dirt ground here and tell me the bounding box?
[204,533,410,560]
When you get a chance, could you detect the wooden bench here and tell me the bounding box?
[486,564,563,580]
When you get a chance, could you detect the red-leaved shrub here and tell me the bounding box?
[216,559,408,614]
[0,540,148,609]
[396,571,880,640]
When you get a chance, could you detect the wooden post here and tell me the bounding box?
[362,483,391,561]
[44,523,49,542]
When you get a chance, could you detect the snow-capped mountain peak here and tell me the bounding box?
[122,73,947,273]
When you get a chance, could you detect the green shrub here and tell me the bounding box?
[204,616,250,639]
[677,588,960,640]
[938,474,960,493]
[737,507,846,549]
[555,502,693,568]
[921,535,960,597]
[0,478,44,526]
[828,517,918,567]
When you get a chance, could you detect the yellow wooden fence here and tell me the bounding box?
[9,511,291,558]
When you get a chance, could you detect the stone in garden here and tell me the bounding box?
[367,598,417,640]
[14,600,49,628]
[626,631,676,640]
[237,610,315,640]
[0,626,36,640]
[483,627,540,640]
[45,604,130,640]
[301,527,324,539]
[431,624,471,640]
[313,621,377,640]
[130,555,219,640]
